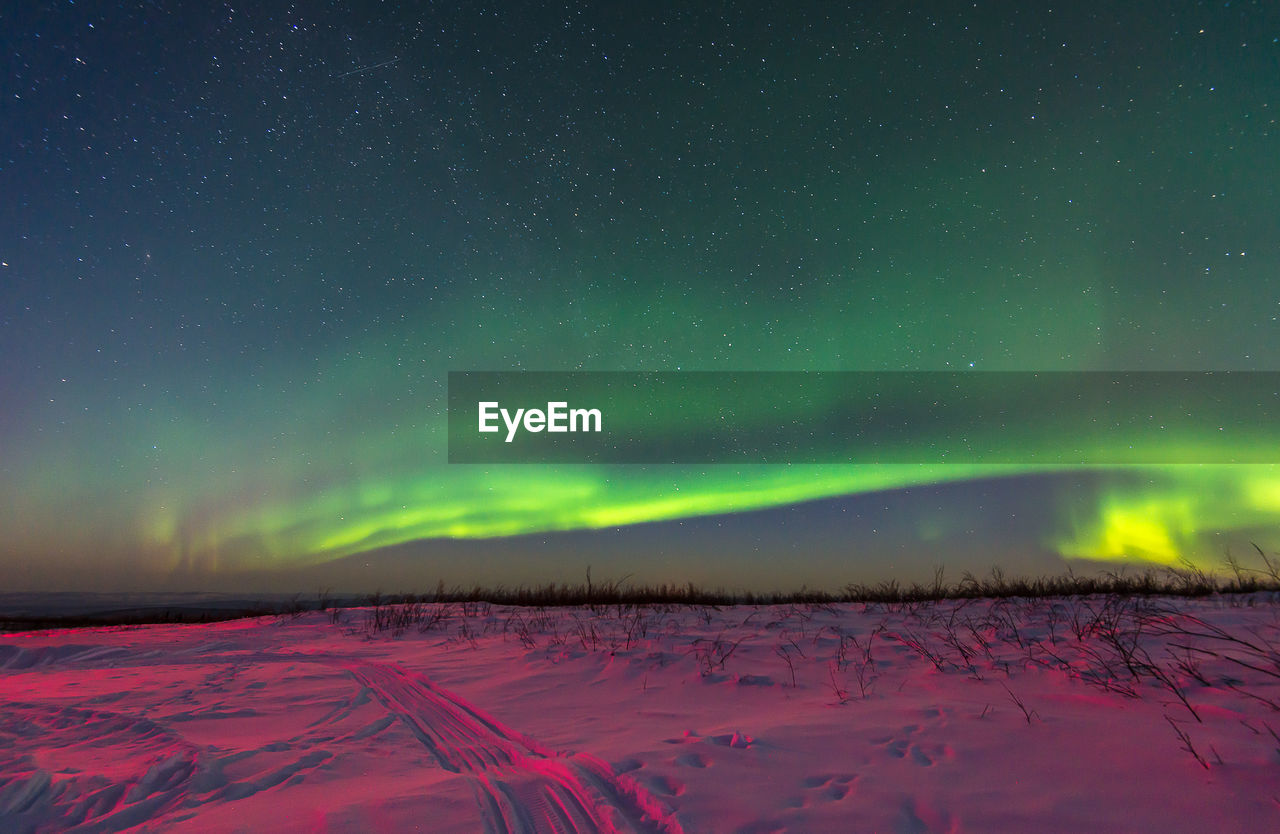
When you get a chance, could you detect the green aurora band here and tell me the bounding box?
[4,271,1279,582]
[7,355,1280,578]
[5,284,1280,582]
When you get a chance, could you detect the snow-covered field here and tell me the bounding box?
[2,594,1279,833]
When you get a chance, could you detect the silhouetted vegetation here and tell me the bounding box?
[5,549,1280,632]
[352,555,1280,612]
[0,605,281,633]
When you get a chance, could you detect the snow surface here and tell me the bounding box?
[2,595,1279,832]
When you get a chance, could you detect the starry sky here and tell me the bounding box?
[2,1,1279,592]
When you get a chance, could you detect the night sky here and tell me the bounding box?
[2,1,1279,592]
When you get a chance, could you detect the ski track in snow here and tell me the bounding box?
[347,660,682,834]
[0,648,680,833]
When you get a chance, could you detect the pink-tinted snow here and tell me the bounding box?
[2,595,1279,832]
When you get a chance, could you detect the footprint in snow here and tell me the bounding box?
[801,773,857,801]
[676,752,710,768]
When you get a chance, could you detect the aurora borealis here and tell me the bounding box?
[2,2,1279,591]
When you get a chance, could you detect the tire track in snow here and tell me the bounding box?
[347,661,682,834]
